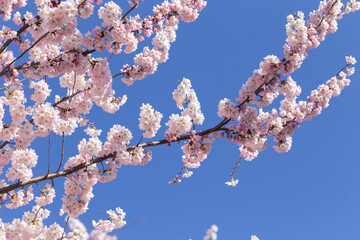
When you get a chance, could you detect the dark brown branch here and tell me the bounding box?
[316,0,338,29]
[122,3,138,21]
[0,21,33,55]
[0,31,49,77]
[112,72,124,79]
[0,114,234,195]
[0,152,116,195]
[0,61,40,78]
[0,141,9,150]
[53,89,86,108]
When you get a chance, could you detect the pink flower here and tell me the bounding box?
[138,103,163,138]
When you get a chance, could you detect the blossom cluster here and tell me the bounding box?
[35,183,56,207]
[218,56,355,172]
[92,207,126,233]
[181,130,214,169]
[6,148,38,183]
[165,78,204,141]
[98,1,122,26]
[60,121,154,218]
[138,103,163,138]
[202,225,260,240]
[213,0,360,186]
[235,0,358,112]
[4,186,34,209]
[225,178,239,187]
[203,224,218,240]
[87,57,126,113]
[30,80,51,103]
[62,158,99,218]
[119,0,207,85]
[0,205,122,239]
[0,0,28,21]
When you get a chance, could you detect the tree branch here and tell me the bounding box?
[0,70,276,195]
[316,0,338,29]
[0,119,229,195]
[0,21,33,55]
[0,31,49,77]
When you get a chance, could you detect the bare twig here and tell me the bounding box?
[136,135,143,146]
[60,216,70,240]
[121,3,138,21]
[108,53,114,63]
[112,72,124,79]
[229,158,241,180]
[57,133,65,172]
[115,218,146,233]
[47,131,51,175]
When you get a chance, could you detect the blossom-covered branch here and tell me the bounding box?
[0,0,359,238]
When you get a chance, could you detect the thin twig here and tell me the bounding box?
[0,77,30,90]
[229,158,241,179]
[53,89,86,108]
[47,131,51,175]
[121,3,138,21]
[31,206,43,224]
[136,135,143,146]
[0,198,11,205]
[57,133,65,172]
[115,218,146,233]
[60,216,70,240]
[35,182,42,192]
[112,72,124,79]
[316,0,338,29]
[108,53,114,63]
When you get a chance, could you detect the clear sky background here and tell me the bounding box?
[2,0,360,239]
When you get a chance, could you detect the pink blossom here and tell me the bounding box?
[204,224,218,240]
[138,103,163,138]
[30,80,51,103]
[165,114,192,141]
[225,178,239,187]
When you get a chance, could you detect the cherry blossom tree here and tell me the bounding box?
[0,0,359,239]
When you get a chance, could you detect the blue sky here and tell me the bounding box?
[2,0,360,239]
